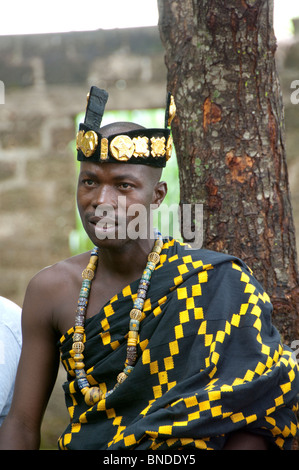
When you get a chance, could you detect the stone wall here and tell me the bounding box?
[0,27,167,307]
[0,25,299,449]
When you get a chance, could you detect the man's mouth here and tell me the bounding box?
[98,222,116,231]
[89,215,117,227]
[88,215,120,239]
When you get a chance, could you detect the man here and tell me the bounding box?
[0,87,298,450]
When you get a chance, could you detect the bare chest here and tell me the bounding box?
[56,271,136,337]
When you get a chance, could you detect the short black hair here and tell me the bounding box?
[99,121,145,138]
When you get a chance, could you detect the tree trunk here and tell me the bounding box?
[158,0,299,343]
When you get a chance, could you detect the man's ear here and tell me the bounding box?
[152,181,167,207]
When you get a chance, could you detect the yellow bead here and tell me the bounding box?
[127,338,138,347]
[74,326,85,335]
[89,256,98,265]
[72,342,85,353]
[117,372,127,384]
[84,387,103,406]
[130,308,142,321]
[73,332,84,342]
[74,362,85,369]
[155,239,164,248]
[73,353,84,361]
[82,268,95,280]
[148,252,160,264]
[128,330,138,339]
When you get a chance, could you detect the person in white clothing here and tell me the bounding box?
[0,296,22,426]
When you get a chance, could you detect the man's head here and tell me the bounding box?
[99,121,144,137]
[77,122,167,247]
[75,87,175,247]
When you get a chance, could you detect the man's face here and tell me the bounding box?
[77,161,167,248]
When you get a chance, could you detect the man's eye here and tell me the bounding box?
[119,183,131,189]
[83,179,94,186]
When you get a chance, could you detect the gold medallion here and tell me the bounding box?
[72,341,85,354]
[130,308,142,321]
[76,130,98,158]
[166,135,173,161]
[148,252,160,264]
[168,95,176,126]
[132,136,149,157]
[110,135,134,161]
[82,268,95,280]
[151,137,166,158]
[100,138,109,160]
[76,130,85,151]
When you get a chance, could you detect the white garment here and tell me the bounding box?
[0,296,22,426]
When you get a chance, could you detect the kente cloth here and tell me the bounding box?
[58,239,299,450]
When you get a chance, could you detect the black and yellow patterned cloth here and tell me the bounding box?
[58,239,299,450]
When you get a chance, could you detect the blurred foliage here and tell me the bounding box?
[69,109,181,255]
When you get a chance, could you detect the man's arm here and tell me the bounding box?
[0,270,60,449]
[223,431,269,450]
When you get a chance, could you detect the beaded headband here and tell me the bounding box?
[76,86,176,168]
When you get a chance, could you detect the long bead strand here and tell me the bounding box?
[71,247,102,406]
[71,231,163,406]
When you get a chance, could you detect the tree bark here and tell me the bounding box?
[158,0,299,343]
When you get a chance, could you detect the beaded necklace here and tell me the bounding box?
[71,230,164,407]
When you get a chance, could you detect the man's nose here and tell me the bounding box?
[92,185,116,207]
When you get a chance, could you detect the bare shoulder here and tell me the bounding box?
[23,251,91,334]
[28,251,89,292]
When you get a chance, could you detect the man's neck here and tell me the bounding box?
[97,237,156,279]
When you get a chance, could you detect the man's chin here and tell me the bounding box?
[84,221,119,245]
[88,229,128,249]
[95,225,118,240]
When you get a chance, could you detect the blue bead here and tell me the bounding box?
[137,288,147,299]
[75,369,86,379]
[91,247,99,256]
[129,318,140,331]
[147,261,156,271]
[138,279,150,290]
[77,378,89,389]
[79,288,89,298]
[141,268,152,280]
[134,298,144,309]
[124,366,134,376]
[82,279,91,288]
